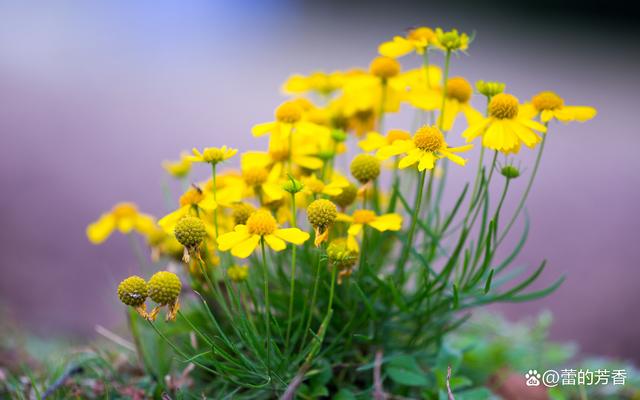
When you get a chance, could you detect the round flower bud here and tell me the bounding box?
[501,165,521,179]
[476,80,506,98]
[283,177,304,194]
[307,199,338,232]
[117,276,148,307]
[232,203,256,225]
[174,216,206,248]
[327,238,358,270]
[148,271,182,306]
[350,154,381,184]
[369,56,401,79]
[331,182,358,208]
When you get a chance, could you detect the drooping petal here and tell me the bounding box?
[231,234,261,258]
[519,118,547,133]
[274,228,310,245]
[86,214,116,244]
[264,234,286,251]
[398,148,422,169]
[217,225,251,251]
[439,149,467,166]
[417,152,436,171]
[540,109,554,123]
[347,223,363,237]
[134,214,157,236]
[294,155,324,170]
[511,120,541,148]
[462,118,491,143]
[376,140,415,160]
[251,122,276,137]
[336,213,354,223]
[158,206,189,233]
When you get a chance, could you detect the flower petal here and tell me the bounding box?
[217,225,250,251]
[274,228,310,245]
[264,234,286,251]
[86,214,116,244]
[231,234,261,258]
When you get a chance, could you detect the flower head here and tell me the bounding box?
[462,93,547,154]
[500,165,521,179]
[217,210,310,258]
[232,202,256,225]
[162,152,192,178]
[337,209,403,250]
[283,71,344,96]
[330,181,358,209]
[227,265,249,282]
[327,238,359,284]
[174,216,206,263]
[377,126,473,170]
[307,199,338,246]
[87,202,156,244]
[148,271,182,321]
[350,154,381,183]
[522,91,597,124]
[117,275,149,318]
[189,146,238,165]
[369,56,401,79]
[435,28,470,52]
[476,80,506,98]
[378,26,437,58]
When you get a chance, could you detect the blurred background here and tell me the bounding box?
[1,0,639,363]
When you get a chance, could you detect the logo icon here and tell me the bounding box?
[525,370,542,386]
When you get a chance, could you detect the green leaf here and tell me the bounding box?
[333,388,357,400]
[387,355,429,387]
[484,269,494,294]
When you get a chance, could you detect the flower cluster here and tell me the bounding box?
[86,24,596,397]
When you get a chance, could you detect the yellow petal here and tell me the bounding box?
[368,213,403,231]
[378,36,414,58]
[556,106,597,122]
[86,214,116,244]
[336,213,354,223]
[398,148,422,169]
[358,132,387,152]
[264,234,286,251]
[217,225,251,251]
[418,152,435,171]
[440,149,467,166]
[231,234,261,258]
[134,214,157,236]
[462,118,491,143]
[252,122,276,137]
[274,228,310,245]
[158,206,188,233]
[348,223,363,237]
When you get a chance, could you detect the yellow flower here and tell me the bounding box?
[301,173,349,197]
[189,146,237,164]
[217,210,310,258]
[377,126,472,171]
[282,71,344,96]
[242,135,324,174]
[87,202,156,244]
[162,152,192,178]
[521,91,597,124]
[462,93,547,154]
[337,209,402,250]
[358,129,413,153]
[252,100,325,139]
[241,160,285,203]
[227,265,249,282]
[434,28,470,52]
[158,185,217,234]
[378,27,437,58]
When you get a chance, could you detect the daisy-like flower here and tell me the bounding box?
[158,185,217,233]
[252,100,324,139]
[188,146,238,165]
[439,77,483,131]
[377,125,473,171]
[358,129,412,153]
[241,161,285,203]
[378,26,437,58]
[87,202,156,244]
[337,209,402,250]
[462,93,547,154]
[242,135,324,174]
[162,152,192,178]
[521,91,597,124]
[434,28,470,53]
[217,210,310,258]
[282,71,344,97]
[301,173,349,197]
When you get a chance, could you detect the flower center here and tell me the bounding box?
[369,56,401,79]
[275,101,303,123]
[446,77,472,103]
[386,129,411,144]
[246,210,277,236]
[413,126,444,152]
[532,91,564,111]
[112,202,138,219]
[243,167,268,186]
[201,148,225,163]
[179,188,204,206]
[408,27,435,44]
[352,209,377,224]
[489,93,519,119]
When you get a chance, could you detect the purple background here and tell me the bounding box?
[1,2,639,361]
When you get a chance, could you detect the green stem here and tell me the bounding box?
[211,163,219,237]
[302,246,324,349]
[327,263,338,313]
[493,178,511,228]
[285,193,298,350]
[260,239,272,378]
[358,187,368,273]
[127,309,155,378]
[378,79,387,131]
[397,169,427,272]
[497,129,548,246]
[437,50,452,132]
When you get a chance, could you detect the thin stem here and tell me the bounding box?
[285,192,298,350]
[437,50,452,132]
[302,246,324,349]
[497,129,548,246]
[397,169,427,272]
[211,163,219,237]
[492,178,511,228]
[378,80,387,131]
[326,263,338,313]
[260,239,272,378]
[358,187,368,272]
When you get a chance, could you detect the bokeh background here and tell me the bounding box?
[1,0,639,362]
